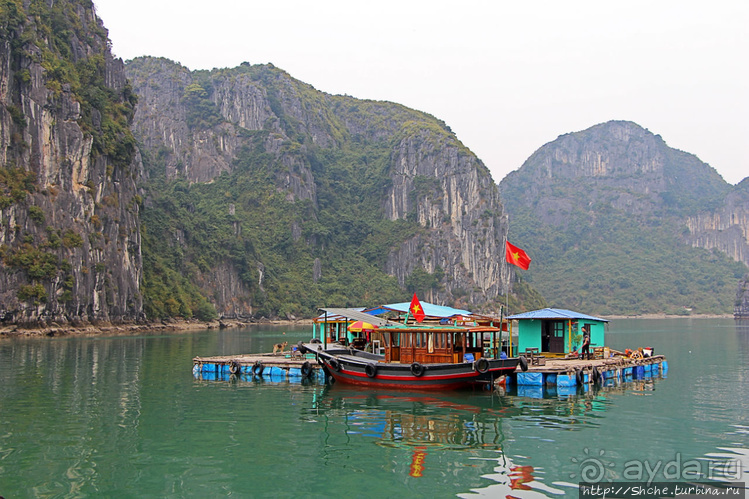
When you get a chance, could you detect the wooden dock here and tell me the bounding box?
[511,354,668,387]
[193,352,324,380]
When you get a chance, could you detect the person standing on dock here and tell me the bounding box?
[581,327,591,360]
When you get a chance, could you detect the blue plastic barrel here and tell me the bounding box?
[557,374,576,387]
[517,372,543,386]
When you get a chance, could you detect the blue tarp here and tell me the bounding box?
[557,374,576,387]
[516,372,543,386]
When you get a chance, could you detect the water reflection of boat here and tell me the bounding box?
[309,388,517,451]
[305,387,559,496]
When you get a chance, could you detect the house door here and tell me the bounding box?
[548,321,566,353]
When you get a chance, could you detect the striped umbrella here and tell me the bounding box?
[347,321,378,332]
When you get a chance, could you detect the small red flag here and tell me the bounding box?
[506,241,531,270]
[409,293,426,323]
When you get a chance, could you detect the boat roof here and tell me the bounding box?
[317,308,395,327]
[505,308,609,322]
[314,307,367,322]
[317,307,501,333]
[369,302,472,319]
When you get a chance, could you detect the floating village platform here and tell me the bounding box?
[193,352,326,381]
[509,354,668,387]
[193,351,668,390]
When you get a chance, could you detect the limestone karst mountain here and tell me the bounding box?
[0,0,143,324]
[124,57,524,318]
[500,121,748,316]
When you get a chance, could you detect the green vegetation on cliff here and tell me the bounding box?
[507,207,746,315]
[139,138,424,319]
[128,59,484,321]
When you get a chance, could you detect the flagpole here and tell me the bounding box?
[504,240,531,358]
[505,269,510,357]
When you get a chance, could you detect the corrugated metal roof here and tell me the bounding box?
[505,308,609,322]
[317,308,394,327]
[315,307,366,321]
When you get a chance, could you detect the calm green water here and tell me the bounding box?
[1,319,748,497]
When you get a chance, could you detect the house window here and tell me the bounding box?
[553,322,565,337]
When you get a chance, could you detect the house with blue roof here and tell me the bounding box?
[506,308,609,355]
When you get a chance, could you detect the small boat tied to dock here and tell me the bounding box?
[299,304,524,390]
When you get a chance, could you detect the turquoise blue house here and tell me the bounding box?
[506,308,608,355]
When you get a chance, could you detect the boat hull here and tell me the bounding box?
[305,344,519,390]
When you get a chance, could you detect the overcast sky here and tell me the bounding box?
[94,0,748,185]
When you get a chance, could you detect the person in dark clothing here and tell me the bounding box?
[581,329,591,360]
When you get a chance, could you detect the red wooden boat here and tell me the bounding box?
[300,308,526,390]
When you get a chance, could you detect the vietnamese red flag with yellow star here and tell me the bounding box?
[409,293,426,323]
[505,241,531,270]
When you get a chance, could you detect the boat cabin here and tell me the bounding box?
[506,308,608,356]
[315,302,508,362]
[378,325,501,364]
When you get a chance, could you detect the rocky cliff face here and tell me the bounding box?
[502,120,730,226]
[126,58,509,314]
[0,1,143,325]
[685,179,749,268]
[684,179,749,317]
[736,274,749,318]
[128,59,318,200]
[383,127,509,302]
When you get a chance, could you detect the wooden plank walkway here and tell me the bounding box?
[193,352,318,370]
[524,354,666,374]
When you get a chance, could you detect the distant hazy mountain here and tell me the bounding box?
[500,121,748,316]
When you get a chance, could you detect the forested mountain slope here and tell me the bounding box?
[500,121,748,316]
[126,57,536,319]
